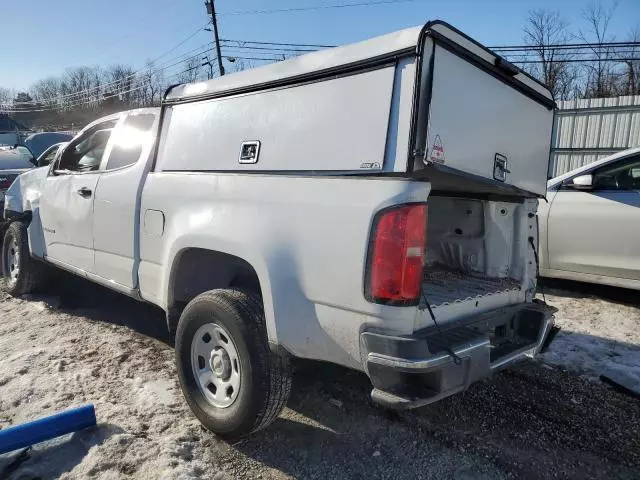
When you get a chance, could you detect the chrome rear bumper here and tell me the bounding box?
[362,302,557,409]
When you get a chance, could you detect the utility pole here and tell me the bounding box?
[205,0,225,76]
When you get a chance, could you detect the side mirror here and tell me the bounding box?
[566,174,593,190]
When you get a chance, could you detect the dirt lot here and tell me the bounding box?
[0,274,639,479]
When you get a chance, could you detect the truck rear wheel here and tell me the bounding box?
[1,222,46,296]
[175,289,291,438]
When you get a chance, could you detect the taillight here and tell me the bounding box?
[367,203,427,305]
[0,174,17,189]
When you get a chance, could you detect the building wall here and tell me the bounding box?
[550,95,640,178]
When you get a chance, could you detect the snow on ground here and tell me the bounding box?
[0,292,220,479]
[0,276,638,479]
[0,285,505,480]
[540,284,640,393]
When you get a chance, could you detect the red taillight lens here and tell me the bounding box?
[368,204,427,304]
[0,174,17,189]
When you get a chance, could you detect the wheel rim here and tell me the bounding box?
[191,323,241,408]
[5,235,19,282]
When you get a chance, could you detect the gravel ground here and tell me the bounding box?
[0,274,638,479]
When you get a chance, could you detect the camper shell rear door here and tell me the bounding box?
[411,22,555,198]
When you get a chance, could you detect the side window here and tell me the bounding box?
[58,120,116,173]
[39,145,60,167]
[105,113,155,171]
[593,155,640,191]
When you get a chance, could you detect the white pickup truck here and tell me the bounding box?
[1,21,557,438]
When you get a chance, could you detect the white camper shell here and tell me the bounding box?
[163,21,554,196]
[3,21,556,437]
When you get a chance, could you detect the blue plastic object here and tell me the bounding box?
[0,405,96,455]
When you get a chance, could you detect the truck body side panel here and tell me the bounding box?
[157,67,396,173]
[139,173,429,369]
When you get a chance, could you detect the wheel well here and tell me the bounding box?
[1,212,31,244]
[4,210,31,225]
[167,248,261,333]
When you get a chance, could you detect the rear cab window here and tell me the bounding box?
[104,113,156,171]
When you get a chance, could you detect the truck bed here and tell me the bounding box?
[422,265,521,308]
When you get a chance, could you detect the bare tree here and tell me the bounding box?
[178,57,202,83]
[0,87,11,107]
[104,64,136,106]
[13,92,33,104]
[621,26,640,95]
[579,1,621,97]
[138,61,165,106]
[30,77,60,107]
[523,9,578,100]
[61,66,102,108]
[229,58,253,73]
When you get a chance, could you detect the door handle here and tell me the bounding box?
[77,187,92,198]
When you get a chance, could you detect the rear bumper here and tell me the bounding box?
[361,302,557,409]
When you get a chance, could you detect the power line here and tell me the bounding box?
[218,0,421,16]
[220,38,640,53]
[514,57,640,64]
[221,46,640,65]
[221,55,289,62]
[220,44,319,53]
[502,50,640,60]
[491,41,640,51]
[221,38,336,48]
[151,22,212,63]
[179,58,220,79]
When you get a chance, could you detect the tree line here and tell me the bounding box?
[521,3,640,101]
[0,53,257,131]
[1,60,185,131]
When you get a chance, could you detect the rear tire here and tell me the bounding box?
[1,222,46,296]
[175,289,291,438]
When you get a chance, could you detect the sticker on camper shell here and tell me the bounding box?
[430,135,445,164]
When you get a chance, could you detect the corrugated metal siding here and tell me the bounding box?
[550,95,640,177]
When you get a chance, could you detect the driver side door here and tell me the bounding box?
[39,118,118,274]
[547,154,640,280]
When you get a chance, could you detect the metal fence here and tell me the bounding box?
[550,95,640,178]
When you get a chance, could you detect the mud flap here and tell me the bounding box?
[539,325,560,354]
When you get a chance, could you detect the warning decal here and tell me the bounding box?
[430,135,445,164]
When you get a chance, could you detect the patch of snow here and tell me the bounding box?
[136,378,177,407]
[539,291,640,392]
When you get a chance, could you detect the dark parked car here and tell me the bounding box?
[0,149,36,211]
[24,132,73,158]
